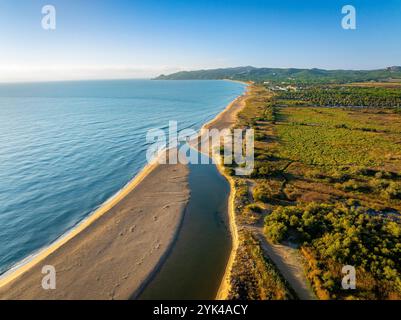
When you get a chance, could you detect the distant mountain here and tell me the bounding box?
[387,66,401,72]
[155,66,401,84]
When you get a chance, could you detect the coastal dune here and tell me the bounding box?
[0,161,189,300]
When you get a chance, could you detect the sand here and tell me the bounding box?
[209,91,250,300]
[190,85,251,299]
[0,82,249,300]
[0,157,189,300]
[208,85,315,300]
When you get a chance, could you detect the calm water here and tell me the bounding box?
[0,79,245,275]
[138,150,231,300]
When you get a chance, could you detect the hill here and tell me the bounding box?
[155,66,401,84]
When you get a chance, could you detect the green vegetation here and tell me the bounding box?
[224,83,401,300]
[155,66,401,84]
[228,230,296,300]
[276,107,401,167]
[264,202,401,299]
[278,86,401,107]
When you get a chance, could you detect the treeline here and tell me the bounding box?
[278,86,401,107]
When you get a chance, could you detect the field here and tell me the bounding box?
[226,84,401,300]
[277,86,401,108]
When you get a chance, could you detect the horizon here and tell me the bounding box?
[1,0,401,82]
[0,64,400,85]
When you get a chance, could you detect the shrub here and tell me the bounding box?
[265,222,288,243]
[253,183,277,203]
[255,132,267,141]
[251,162,273,178]
[305,169,326,180]
[375,170,396,179]
[369,178,390,190]
[383,182,401,200]
[264,202,401,299]
[246,203,263,213]
[340,179,372,192]
[225,167,235,176]
[352,167,378,177]
[329,171,351,183]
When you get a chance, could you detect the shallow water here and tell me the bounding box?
[138,150,231,300]
[0,79,244,274]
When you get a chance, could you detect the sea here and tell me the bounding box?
[0,79,245,275]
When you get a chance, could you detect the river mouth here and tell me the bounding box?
[138,150,231,300]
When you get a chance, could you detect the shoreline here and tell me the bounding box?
[193,85,251,299]
[0,154,190,299]
[207,89,250,300]
[0,157,160,287]
[0,83,248,300]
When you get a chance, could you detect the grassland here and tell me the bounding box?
[225,84,401,300]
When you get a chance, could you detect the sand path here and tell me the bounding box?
[247,225,316,300]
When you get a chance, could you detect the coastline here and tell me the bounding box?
[206,90,250,300]
[193,85,251,299]
[0,83,248,300]
[0,157,190,299]
[0,156,161,287]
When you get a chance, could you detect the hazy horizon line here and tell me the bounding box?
[0,64,399,84]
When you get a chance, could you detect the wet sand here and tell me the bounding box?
[0,83,249,300]
[0,158,189,299]
[192,85,251,299]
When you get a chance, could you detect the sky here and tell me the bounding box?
[0,0,400,82]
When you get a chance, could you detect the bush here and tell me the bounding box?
[352,167,378,177]
[375,170,397,179]
[246,203,263,213]
[340,179,372,192]
[253,183,276,203]
[251,162,273,178]
[329,171,351,183]
[225,167,235,176]
[265,222,288,243]
[305,169,326,180]
[255,132,267,141]
[369,178,390,190]
[264,202,401,299]
[383,182,401,200]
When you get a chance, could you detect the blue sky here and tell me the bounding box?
[0,0,400,81]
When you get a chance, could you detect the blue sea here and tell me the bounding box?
[0,79,245,275]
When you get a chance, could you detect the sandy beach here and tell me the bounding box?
[192,84,251,299]
[0,159,189,299]
[0,82,249,300]
[206,90,250,300]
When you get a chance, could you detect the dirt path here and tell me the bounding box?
[210,84,316,300]
[246,224,316,300]
[244,178,315,300]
